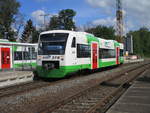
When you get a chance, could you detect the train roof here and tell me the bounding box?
[40,30,74,35]
[0,39,9,42]
[40,30,123,48]
[0,40,37,46]
[40,30,94,36]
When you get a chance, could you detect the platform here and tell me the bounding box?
[107,69,150,113]
[124,59,144,63]
[0,71,33,88]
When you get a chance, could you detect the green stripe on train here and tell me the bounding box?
[36,60,119,78]
[36,64,91,78]
[14,62,37,68]
[99,60,117,67]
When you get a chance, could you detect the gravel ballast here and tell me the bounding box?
[0,62,144,113]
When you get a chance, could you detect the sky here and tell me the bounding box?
[17,0,150,33]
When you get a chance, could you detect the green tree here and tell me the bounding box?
[59,9,76,30]
[47,15,59,30]
[32,28,40,43]
[0,0,20,40]
[86,25,116,40]
[47,9,76,30]
[21,19,35,43]
[128,27,150,57]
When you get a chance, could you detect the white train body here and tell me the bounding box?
[36,30,124,78]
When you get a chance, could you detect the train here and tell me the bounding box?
[36,30,124,78]
[0,39,37,70]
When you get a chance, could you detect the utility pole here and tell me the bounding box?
[40,14,51,29]
[40,13,58,30]
[116,0,124,43]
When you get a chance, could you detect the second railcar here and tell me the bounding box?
[0,39,37,70]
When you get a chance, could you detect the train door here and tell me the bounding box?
[71,37,77,65]
[91,43,98,69]
[116,47,120,65]
[1,48,11,69]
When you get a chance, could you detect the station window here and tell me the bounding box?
[99,48,116,59]
[71,37,76,48]
[77,44,91,58]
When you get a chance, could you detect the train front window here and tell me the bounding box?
[38,33,69,55]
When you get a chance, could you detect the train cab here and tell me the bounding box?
[36,30,91,78]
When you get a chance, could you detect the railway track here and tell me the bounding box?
[0,81,50,98]
[0,61,149,113]
[0,62,141,99]
[41,62,150,113]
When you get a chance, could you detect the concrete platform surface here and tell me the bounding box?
[0,71,33,88]
[124,59,144,63]
[107,69,150,113]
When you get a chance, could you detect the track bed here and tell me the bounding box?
[0,61,149,113]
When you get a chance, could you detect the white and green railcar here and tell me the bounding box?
[0,39,37,70]
[36,30,124,78]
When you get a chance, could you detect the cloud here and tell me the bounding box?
[31,10,46,25]
[31,10,58,30]
[86,0,114,9]
[86,0,150,31]
[90,17,128,34]
[92,17,116,27]
[90,17,129,35]
[86,0,115,14]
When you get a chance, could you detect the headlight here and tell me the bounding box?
[60,56,64,61]
[37,56,43,59]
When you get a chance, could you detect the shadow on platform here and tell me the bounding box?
[136,75,150,83]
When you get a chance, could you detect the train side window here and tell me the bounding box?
[99,49,115,59]
[71,37,76,48]
[120,49,124,56]
[99,48,103,59]
[14,52,22,60]
[77,44,90,58]
[23,52,30,60]
[32,52,37,59]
